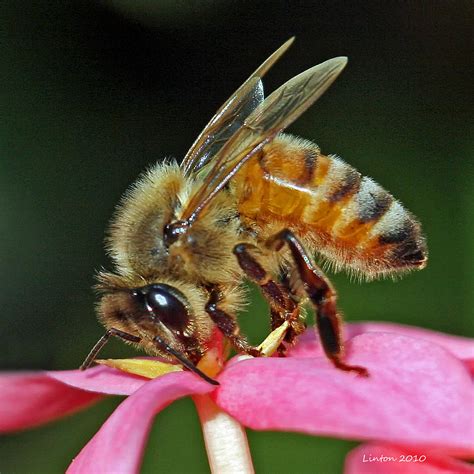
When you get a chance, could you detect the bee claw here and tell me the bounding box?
[333,360,370,377]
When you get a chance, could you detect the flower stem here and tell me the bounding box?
[193,394,255,474]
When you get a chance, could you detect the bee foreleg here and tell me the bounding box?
[205,286,261,357]
[233,243,302,354]
[80,328,141,370]
[266,229,369,377]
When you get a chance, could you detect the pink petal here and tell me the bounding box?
[0,372,102,432]
[291,322,474,367]
[216,333,474,456]
[347,323,474,361]
[48,365,148,396]
[345,443,474,473]
[67,371,214,474]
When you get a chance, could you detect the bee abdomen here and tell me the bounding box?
[371,201,427,268]
[236,134,427,278]
[355,176,393,222]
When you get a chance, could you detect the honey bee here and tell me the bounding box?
[81,38,427,384]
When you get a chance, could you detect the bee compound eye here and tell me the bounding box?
[141,284,190,333]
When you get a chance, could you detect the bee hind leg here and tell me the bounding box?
[266,229,369,377]
[205,286,261,357]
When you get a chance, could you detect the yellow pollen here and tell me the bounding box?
[258,321,290,356]
[95,358,182,379]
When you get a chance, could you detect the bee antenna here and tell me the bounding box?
[154,336,219,386]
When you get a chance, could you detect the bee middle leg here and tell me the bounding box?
[266,229,369,376]
[233,243,305,354]
[205,286,261,357]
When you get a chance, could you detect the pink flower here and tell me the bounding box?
[1,322,473,473]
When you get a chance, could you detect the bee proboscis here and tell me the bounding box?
[81,38,427,383]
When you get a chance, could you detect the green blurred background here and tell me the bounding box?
[1,1,472,472]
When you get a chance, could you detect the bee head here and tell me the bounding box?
[95,272,212,361]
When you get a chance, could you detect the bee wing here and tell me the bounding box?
[181,38,295,176]
[181,56,348,223]
[181,77,263,176]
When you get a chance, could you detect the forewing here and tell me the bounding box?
[181,38,294,176]
[181,78,263,176]
[181,56,348,223]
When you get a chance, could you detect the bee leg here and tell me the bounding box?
[80,328,141,370]
[205,286,261,357]
[266,229,369,377]
[233,243,303,354]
